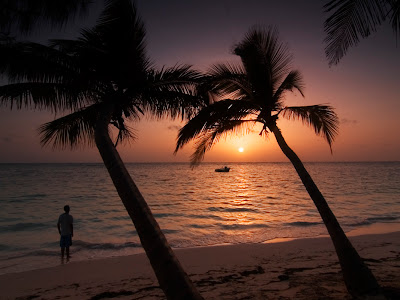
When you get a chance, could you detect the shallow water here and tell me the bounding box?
[0,162,399,274]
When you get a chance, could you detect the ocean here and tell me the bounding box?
[1,162,399,275]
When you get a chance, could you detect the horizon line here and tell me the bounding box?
[0,160,399,164]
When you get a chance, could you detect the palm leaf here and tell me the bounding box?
[0,0,91,34]
[0,40,108,113]
[90,0,151,86]
[38,103,102,149]
[234,26,292,101]
[148,65,202,95]
[142,65,205,120]
[175,99,260,153]
[273,70,305,109]
[0,82,91,113]
[0,41,80,83]
[112,121,137,147]
[324,0,388,66]
[388,0,400,36]
[188,119,256,166]
[281,105,339,150]
[46,1,151,91]
[48,39,85,54]
[207,63,252,100]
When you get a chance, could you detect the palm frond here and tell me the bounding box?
[143,90,203,120]
[281,105,339,150]
[0,0,91,34]
[113,122,137,147]
[114,99,143,122]
[273,70,305,104]
[91,0,151,86]
[49,38,86,55]
[0,82,90,113]
[0,41,80,83]
[388,0,400,37]
[207,63,252,100]
[108,96,142,146]
[0,40,108,112]
[189,119,256,166]
[142,65,205,120]
[234,26,292,100]
[175,99,260,153]
[0,33,15,43]
[149,64,202,93]
[38,103,102,149]
[324,0,388,66]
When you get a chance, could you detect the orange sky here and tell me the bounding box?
[0,0,399,163]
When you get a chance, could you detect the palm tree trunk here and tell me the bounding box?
[270,124,384,299]
[94,108,203,300]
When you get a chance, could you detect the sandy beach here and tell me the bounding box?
[1,231,399,300]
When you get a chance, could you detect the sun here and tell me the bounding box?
[238,147,244,153]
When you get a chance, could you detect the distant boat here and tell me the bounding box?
[215,166,230,172]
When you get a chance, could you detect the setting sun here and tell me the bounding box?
[238,147,244,153]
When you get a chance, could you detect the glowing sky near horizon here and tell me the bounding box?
[0,0,399,163]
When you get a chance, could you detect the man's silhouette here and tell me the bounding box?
[57,205,73,259]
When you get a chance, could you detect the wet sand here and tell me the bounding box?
[1,231,399,299]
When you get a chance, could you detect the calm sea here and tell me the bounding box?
[1,162,399,275]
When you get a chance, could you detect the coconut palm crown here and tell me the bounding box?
[0,0,204,299]
[0,0,203,149]
[176,27,338,164]
[175,26,385,299]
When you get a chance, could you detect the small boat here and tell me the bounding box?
[215,166,230,172]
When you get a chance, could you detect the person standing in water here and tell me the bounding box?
[57,205,73,259]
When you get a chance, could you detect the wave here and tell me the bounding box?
[186,214,225,221]
[285,221,322,227]
[349,216,400,227]
[162,229,180,234]
[17,193,47,200]
[217,223,269,230]
[73,240,142,251]
[5,249,60,260]
[208,207,259,213]
[187,224,213,229]
[153,213,184,218]
[108,215,130,222]
[0,222,49,233]
[1,240,143,261]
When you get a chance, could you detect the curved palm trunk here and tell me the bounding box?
[94,109,203,300]
[270,124,383,299]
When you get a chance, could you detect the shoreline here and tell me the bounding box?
[1,222,400,277]
[1,230,399,299]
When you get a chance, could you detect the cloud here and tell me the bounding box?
[341,118,358,126]
[167,125,182,131]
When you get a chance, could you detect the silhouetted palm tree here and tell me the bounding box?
[0,0,204,299]
[175,26,383,299]
[324,0,400,65]
[0,0,91,35]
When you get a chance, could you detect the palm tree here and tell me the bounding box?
[0,0,92,35]
[324,0,400,65]
[0,1,204,299]
[175,26,384,299]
